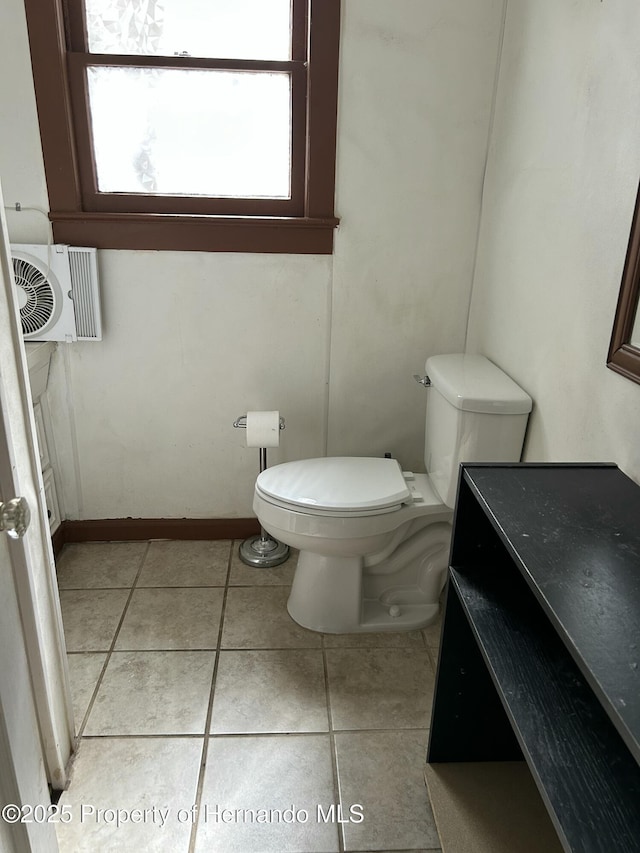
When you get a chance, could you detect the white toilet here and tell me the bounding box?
[253,354,532,634]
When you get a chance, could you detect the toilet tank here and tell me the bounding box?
[424,354,532,508]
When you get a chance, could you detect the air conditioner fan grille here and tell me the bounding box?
[12,258,56,336]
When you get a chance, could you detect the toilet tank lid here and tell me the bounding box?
[425,354,533,415]
[256,457,412,512]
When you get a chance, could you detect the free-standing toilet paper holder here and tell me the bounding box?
[233,414,290,568]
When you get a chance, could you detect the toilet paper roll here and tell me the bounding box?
[245,411,281,448]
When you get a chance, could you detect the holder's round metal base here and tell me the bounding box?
[239,535,290,568]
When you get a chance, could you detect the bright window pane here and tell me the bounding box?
[85,0,292,60]
[87,66,291,198]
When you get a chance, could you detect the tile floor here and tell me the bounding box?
[54,539,443,853]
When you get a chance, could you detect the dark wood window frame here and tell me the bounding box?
[608,177,640,385]
[23,0,340,254]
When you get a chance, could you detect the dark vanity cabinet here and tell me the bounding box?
[427,464,640,853]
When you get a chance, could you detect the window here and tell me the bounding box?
[23,0,340,252]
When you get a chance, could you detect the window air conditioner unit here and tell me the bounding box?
[10,243,102,342]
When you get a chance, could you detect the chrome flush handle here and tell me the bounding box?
[413,374,432,388]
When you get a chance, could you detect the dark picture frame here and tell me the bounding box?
[608,178,640,386]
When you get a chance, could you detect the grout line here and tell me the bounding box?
[79,647,219,653]
[426,643,440,674]
[188,539,233,853]
[72,543,150,740]
[79,726,430,740]
[80,733,209,740]
[81,642,426,649]
[322,638,345,853]
[59,583,229,591]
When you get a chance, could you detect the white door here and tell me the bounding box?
[0,533,58,853]
[0,179,68,850]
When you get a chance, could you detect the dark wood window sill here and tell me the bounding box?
[51,211,339,254]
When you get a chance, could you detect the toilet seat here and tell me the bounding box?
[256,457,445,519]
[256,489,406,518]
[256,456,412,516]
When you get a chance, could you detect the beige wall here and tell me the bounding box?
[466,0,640,484]
[327,1,505,462]
[0,0,504,518]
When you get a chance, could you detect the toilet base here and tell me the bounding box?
[287,523,450,633]
[360,597,440,632]
[288,575,440,633]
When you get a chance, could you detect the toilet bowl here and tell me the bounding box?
[255,459,453,632]
[253,354,533,634]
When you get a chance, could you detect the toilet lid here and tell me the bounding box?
[256,457,412,513]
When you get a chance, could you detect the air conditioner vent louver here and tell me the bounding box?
[68,249,99,338]
[10,244,102,342]
[13,257,57,336]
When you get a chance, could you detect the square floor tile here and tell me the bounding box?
[115,587,224,650]
[194,735,339,852]
[137,540,230,587]
[85,651,215,735]
[66,653,107,731]
[211,650,328,734]
[326,648,434,730]
[229,545,298,586]
[59,589,130,652]
[57,542,146,589]
[56,737,202,852]
[221,587,321,649]
[335,730,440,852]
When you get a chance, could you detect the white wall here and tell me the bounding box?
[51,251,332,519]
[328,1,505,466]
[0,0,49,244]
[467,0,640,484]
[0,0,504,518]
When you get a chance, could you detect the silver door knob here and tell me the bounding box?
[0,497,31,539]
